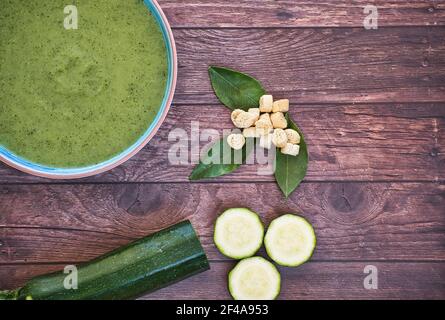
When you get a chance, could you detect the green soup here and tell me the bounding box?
[0,0,168,167]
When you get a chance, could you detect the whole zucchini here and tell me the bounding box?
[0,220,209,300]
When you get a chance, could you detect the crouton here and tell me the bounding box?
[259,95,273,113]
[270,112,287,129]
[272,99,289,113]
[255,114,274,135]
[255,119,273,136]
[248,108,260,121]
[231,109,243,124]
[285,128,301,144]
[272,129,288,148]
[255,127,273,136]
[259,113,272,125]
[231,109,257,128]
[281,143,300,156]
[227,133,246,150]
[243,127,261,138]
[259,134,273,149]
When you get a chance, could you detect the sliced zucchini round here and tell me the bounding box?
[214,208,264,259]
[264,214,316,267]
[228,257,281,300]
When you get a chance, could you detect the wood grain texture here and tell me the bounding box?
[1,262,444,300]
[159,0,445,28]
[0,104,443,183]
[147,261,445,300]
[171,27,445,105]
[0,182,443,263]
[1,1,444,301]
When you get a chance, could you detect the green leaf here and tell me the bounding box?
[208,66,266,110]
[189,137,255,180]
[274,114,309,198]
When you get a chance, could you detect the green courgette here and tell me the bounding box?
[0,220,209,300]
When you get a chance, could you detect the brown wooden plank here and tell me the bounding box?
[159,0,445,28]
[1,261,443,300]
[2,27,440,113]
[148,261,445,300]
[171,27,445,105]
[175,87,445,106]
[0,103,443,183]
[0,182,443,263]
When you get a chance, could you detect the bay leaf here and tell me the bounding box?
[189,137,254,180]
[208,66,265,110]
[275,114,309,198]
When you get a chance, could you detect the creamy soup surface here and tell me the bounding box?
[0,0,168,167]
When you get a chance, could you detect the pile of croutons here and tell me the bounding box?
[226,95,301,156]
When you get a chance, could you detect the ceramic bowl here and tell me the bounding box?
[0,0,177,179]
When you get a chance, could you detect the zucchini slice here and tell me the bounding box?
[228,257,281,300]
[214,208,264,259]
[264,214,316,267]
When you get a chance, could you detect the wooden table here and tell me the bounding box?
[1,1,444,300]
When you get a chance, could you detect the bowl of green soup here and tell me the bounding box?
[0,0,177,179]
